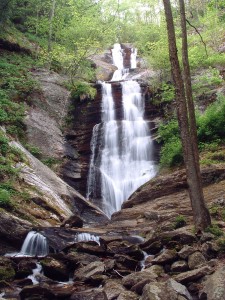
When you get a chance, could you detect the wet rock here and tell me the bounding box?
[141,240,163,255]
[173,266,213,284]
[104,258,115,272]
[178,245,195,260]
[201,241,219,259]
[86,274,109,286]
[19,285,55,300]
[0,211,31,250]
[74,261,105,281]
[114,254,140,271]
[200,265,225,300]
[66,252,101,268]
[61,214,83,228]
[107,240,144,260]
[14,278,33,288]
[152,249,178,265]
[0,257,16,281]
[70,288,107,300]
[171,260,189,273]
[188,252,206,270]
[103,279,125,300]
[160,228,197,246]
[14,259,37,279]
[40,257,69,281]
[75,242,106,256]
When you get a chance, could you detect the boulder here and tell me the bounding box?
[160,228,197,246]
[40,257,69,281]
[188,252,206,270]
[200,265,225,300]
[122,270,157,289]
[171,260,189,273]
[117,291,139,300]
[141,240,163,255]
[201,241,219,259]
[70,288,107,300]
[75,242,106,256]
[66,252,101,268]
[173,266,213,284]
[0,257,16,281]
[152,249,178,265]
[103,279,126,300]
[107,240,144,260]
[140,282,168,300]
[14,259,37,279]
[61,214,83,228]
[178,245,195,260]
[74,261,105,281]
[140,279,193,300]
[0,211,31,250]
[19,285,55,300]
[167,279,193,300]
[114,254,140,271]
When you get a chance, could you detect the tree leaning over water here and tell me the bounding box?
[162,0,211,231]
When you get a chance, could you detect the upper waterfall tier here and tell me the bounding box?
[86,44,156,218]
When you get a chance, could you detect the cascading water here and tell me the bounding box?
[87,44,156,217]
[19,231,49,257]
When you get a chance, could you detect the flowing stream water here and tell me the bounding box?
[87,43,156,217]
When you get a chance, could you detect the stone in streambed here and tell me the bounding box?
[40,257,69,282]
[178,245,195,259]
[173,266,213,284]
[171,260,189,273]
[74,261,105,281]
[19,285,55,300]
[188,251,206,270]
[70,288,107,300]
[152,249,178,265]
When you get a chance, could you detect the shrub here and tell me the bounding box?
[205,224,223,237]
[70,82,96,102]
[0,189,11,208]
[174,215,187,229]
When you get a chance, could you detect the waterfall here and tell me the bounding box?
[87,44,156,217]
[75,233,100,244]
[19,231,49,257]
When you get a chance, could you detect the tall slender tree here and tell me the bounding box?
[162,0,211,231]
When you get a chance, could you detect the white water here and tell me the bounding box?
[75,233,100,244]
[87,44,156,217]
[19,231,49,257]
[28,263,42,284]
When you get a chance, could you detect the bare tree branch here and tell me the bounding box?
[186,18,208,57]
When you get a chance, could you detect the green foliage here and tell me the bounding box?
[24,144,42,159]
[161,83,175,103]
[206,224,223,237]
[197,93,225,142]
[70,82,96,101]
[0,189,11,208]
[173,215,187,229]
[217,237,225,252]
[41,157,60,169]
[158,94,225,168]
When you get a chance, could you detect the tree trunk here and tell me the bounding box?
[162,0,211,231]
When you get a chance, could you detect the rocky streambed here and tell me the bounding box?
[1,165,225,300]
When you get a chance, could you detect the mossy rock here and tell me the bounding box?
[0,267,15,281]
